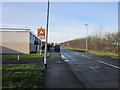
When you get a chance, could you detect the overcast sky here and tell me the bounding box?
[1,1,118,43]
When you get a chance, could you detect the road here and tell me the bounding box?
[60,48,119,88]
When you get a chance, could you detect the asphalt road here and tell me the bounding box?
[60,48,119,88]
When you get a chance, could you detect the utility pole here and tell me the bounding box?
[85,24,88,50]
[44,0,50,68]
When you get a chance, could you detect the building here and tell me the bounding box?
[0,28,41,54]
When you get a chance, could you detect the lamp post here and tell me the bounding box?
[85,24,88,50]
[44,0,50,68]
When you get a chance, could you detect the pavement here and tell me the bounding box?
[44,49,84,88]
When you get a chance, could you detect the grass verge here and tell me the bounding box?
[63,47,120,58]
[2,64,44,88]
[2,53,50,59]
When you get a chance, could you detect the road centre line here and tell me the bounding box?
[74,52,79,55]
[97,60,120,69]
[82,55,91,59]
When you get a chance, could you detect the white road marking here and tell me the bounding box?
[60,54,69,62]
[61,51,119,70]
[97,60,120,69]
[64,60,69,62]
[89,65,100,70]
[74,52,79,55]
[82,55,91,59]
[61,54,67,60]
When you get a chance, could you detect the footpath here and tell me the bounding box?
[44,50,83,88]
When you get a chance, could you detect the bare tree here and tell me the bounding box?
[60,28,118,55]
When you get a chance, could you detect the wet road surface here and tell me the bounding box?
[60,48,119,88]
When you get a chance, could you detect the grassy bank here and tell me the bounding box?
[2,53,50,59]
[63,47,119,58]
[2,64,44,88]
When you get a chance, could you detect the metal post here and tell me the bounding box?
[17,53,20,61]
[85,24,88,50]
[40,40,42,56]
[39,27,42,56]
[44,0,50,68]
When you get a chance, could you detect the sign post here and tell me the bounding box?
[40,40,42,56]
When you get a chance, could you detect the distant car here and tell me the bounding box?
[54,45,60,52]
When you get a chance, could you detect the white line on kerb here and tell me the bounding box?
[82,55,91,59]
[97,60,120,69]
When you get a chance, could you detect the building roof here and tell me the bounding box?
[0,28,41,41]
[0,28,30,31]
[0,28,37,37]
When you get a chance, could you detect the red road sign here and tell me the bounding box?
[37,28,45,39]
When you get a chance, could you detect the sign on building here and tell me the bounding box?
[37,28,45,39]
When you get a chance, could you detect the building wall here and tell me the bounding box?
[29,32,41,53]
[0,31,30,54]
[30,32,35,52]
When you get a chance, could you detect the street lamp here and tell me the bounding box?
[44,0,50,68]
[85,24,88,50]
